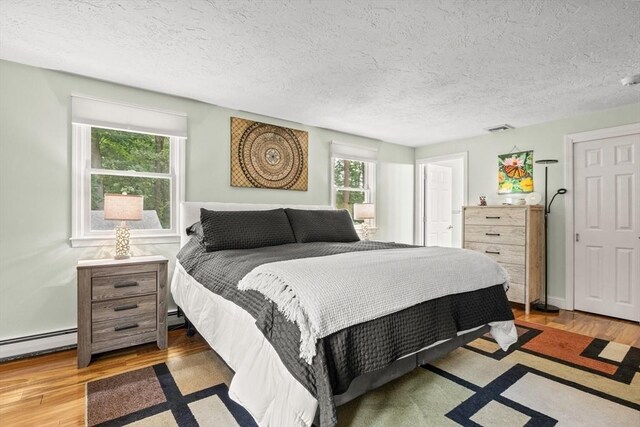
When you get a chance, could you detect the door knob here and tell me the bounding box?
[447,225,453,229]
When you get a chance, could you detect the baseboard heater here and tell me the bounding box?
[0,309,184,362]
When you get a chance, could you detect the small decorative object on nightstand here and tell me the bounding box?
[77,255,168,368]
[354,203,375,240]
[104,193,143,259]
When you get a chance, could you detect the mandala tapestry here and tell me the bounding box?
[231,117,308,191]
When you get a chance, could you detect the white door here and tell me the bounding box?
[574,132,640,321]
[425,164,453,247]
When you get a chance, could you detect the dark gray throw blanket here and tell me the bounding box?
[177,238,514,427]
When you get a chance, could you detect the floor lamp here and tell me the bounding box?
[533,159,567,313]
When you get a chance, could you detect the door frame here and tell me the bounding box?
[563,122,640,311]
[415,152,468,246]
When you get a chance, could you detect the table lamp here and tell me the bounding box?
[353,203,375,240]
[104,193,143,259]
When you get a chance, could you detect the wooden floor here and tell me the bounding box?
[1,309,639,426]
[512,307,640,347]
[0,330,210,426]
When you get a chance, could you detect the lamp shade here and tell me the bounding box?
[104,193,143,221]
[353,203,375,220]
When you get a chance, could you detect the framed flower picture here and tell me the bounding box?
[498,150,533,194]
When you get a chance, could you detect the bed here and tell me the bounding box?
[171,202,517,427]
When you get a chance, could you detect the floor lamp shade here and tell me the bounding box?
[104,193,143,259]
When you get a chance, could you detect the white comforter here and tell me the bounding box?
[239,246,510,364]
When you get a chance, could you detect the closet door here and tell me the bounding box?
[574,132,640,321]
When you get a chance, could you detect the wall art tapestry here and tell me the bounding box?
[230,117,308,191]
[498,150,533,194]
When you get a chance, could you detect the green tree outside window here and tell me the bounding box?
[91,128,171,229]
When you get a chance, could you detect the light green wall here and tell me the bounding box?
[4,56,635,340]
[416,103,640,302]
[0,60,414,340]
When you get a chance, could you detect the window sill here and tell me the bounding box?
[70,234,180,248]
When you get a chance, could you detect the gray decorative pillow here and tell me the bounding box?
[285,209,360,243]
[200,208,296,251]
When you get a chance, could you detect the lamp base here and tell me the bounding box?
[361,223,370,241]
[532,302,560,313]
[114,224,131,260]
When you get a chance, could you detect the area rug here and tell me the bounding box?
[87,321,640,426]
[86,351,256,426]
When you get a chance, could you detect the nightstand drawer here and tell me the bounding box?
[464,225,526,245]
[464,207,526,226]
[92,312,157,343]
[92,272,156,300]
[92,294,157,323]
[464,242,525,265]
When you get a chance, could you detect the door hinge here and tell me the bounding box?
[575,233,580,242]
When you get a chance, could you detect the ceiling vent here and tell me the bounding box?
[485,124,515,133]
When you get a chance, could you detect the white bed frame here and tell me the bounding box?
[173,202,507,427]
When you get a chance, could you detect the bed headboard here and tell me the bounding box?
[179,202,333,247]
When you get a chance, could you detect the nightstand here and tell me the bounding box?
[76,255,168,368]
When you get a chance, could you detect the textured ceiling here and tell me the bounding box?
[0,0,639,146]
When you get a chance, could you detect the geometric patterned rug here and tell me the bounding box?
[87,321,640,426]
[339,320,640,426]
[86,352,256,427]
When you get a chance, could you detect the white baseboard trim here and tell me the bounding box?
[0,330,78,360]
[0,310,184,361]
[546,296,567,310]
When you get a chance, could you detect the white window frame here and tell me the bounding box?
[70,96,186,247]
[330,141,377,229]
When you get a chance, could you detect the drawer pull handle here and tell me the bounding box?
[485,233,501,236]
[485,250,501,254]
[114,304,138,312]
[114,281,138,289]
[485,216,501,219]
[114,323,139,332]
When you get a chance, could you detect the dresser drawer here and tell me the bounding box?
[92,312,157,343]
[464,207,526,226]
[464,242,525,265]
[501,262,525,285]
[92,294,156,323]
[92,272,157,300]
[506,282,526,304]
[464,225,526,245]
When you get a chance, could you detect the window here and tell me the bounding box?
[330,142,377,225]
[332,158,374,220]
[71,96,186,247]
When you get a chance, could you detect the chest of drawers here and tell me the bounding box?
[77,256,168,367]
[462,205,544,313]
